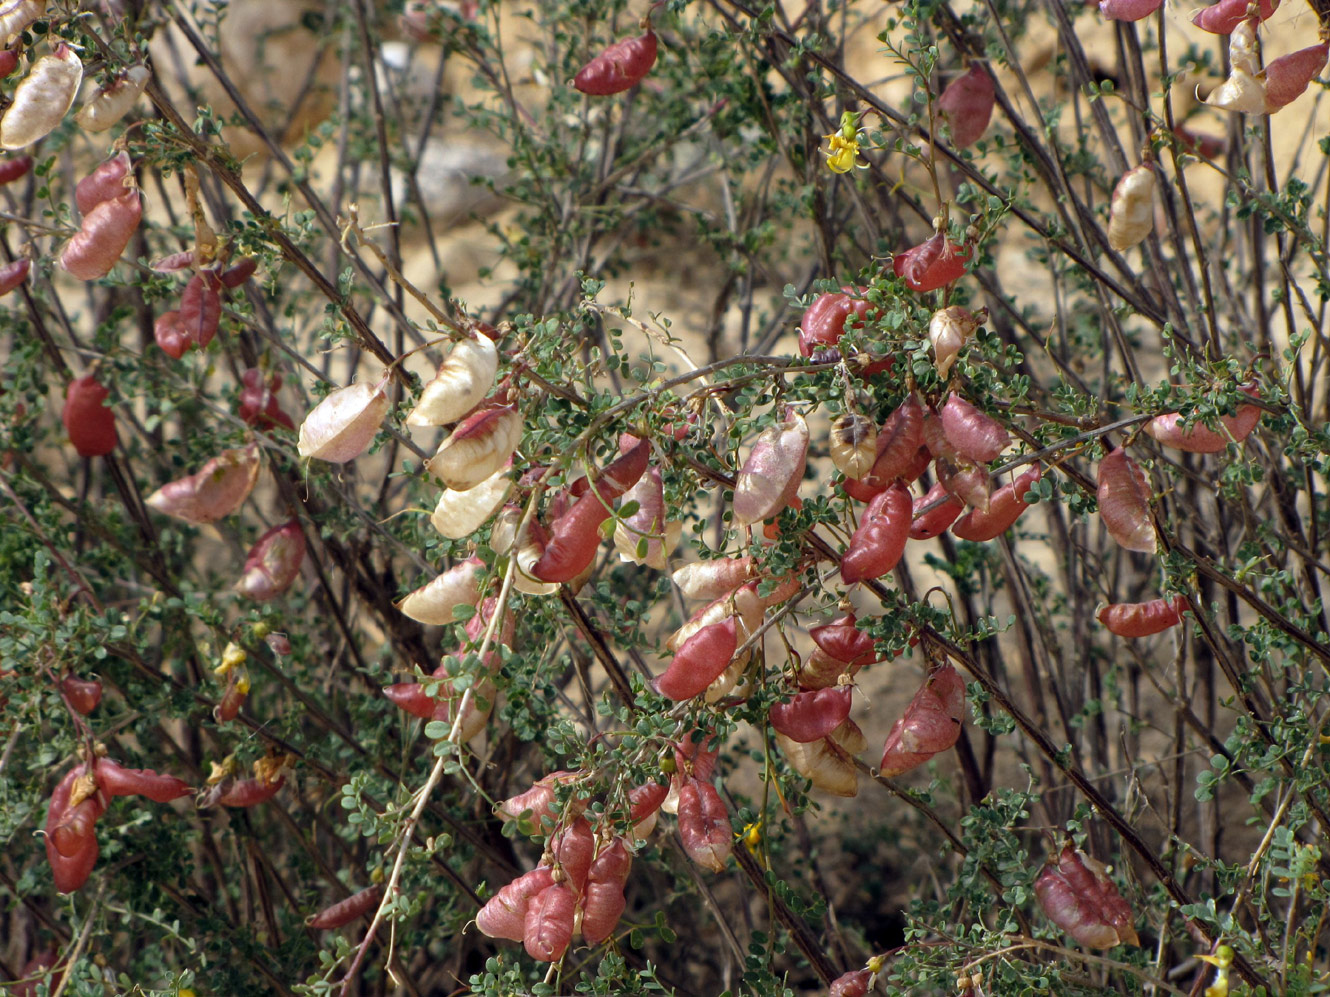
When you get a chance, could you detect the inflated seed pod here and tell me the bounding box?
[75,152,132,214]
[1107,164,1156,252]
[0,0,45,44]
[75,65,150,132]
[573,30,658,95]
[1,44,83,149]
[60,190,142,280]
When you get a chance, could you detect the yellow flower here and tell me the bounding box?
[739,818,763,854]
[824,110,868,174]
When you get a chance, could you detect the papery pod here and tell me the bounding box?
[93,757,192,802]
[307,885,385,931]
[60,190,141,280]
[238,367,295,431]
[235,520,306,600]
[397,555,484,625]
[0,256,28,296]
[1099,0,1162,19]
[0,153,30,184]
[146,447,260,524]
[809,614,878,669]
[829,969,874,997]
[524,883,577,962]
[75,65,150,132]
[769,685,853,743]
[507,514,561,596]
[1034,845,1139,948]
[666,581,765,651]
[551,817,595,893]
[1192,0,1277,34]
[950,463,1041,542]
[1107,164,1156,252]
[497,770,585,834]
[831,413,877,479]
[476,867,554,941]
[796,647,853,690]
[936,63,995,149]
[1,44,82,149]
[935,453,992,512]
[1097,449,1154,552]
[798,286,872,356]
[52,796,102,857]
[154,311,191,360]
[221,257,258,288]
[775,719,863,797]
[405,334,499,426]
[430,465,512,539]
[893,233,969,292]
[941,394,1008,463]
[215,666,247,722]
[866,396,925,485]
[431,671,494,742]
[297,376,391,463]
[581,837,631,944]
[676,776,732,872]
[628,782,668,839]
[573,29,658,95]
[178,269,222,348]
[62,374,117,457]
[1206,67,1266,113]
[1144,385,1261,452]
[929,305,980,378]
[614,466,679,568]
[45,766,99,893]
[61,676,102,714]
[427,404,522,489]
[840,483,912,584]
[1263,42,1329,112]
[879,665,966,777]
[655,616,738,701]
[1097,596,1189,637]
[383,681,438,720]
[672,556,752,601]
[833,715,869,754]
[212,774,285,807]
[910,480,965,540]
[674,732,720,782]
[75,151,131,214]
[733,409,809,526]
[0,0,45,44]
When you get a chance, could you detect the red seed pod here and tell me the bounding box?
[1099,0,1162,19]
[235,520,305,601]
[74,152,132,215]
[477,866,555,941]
[654,616,738,701]
[178,269,222,348]
[0,256,29,296]
[145,446,260,524]
[154,311,192,359]
[45,766,100,893]
[893,233,969,292]
[60,190,142,280]
[552,817,596,894]
[60,676,102,714]
[383,681,438,720]
[769,686,853,743]
[220,257,258,288]
[215,774,285,807]
[215,667,247,722]
[628,781,668,824]
[950,463,1041,542]
[1034,844,1139,948]
[1097,449,1154,553]
[11,951,61,997]
[1144,386,1261,452]
[308,885,384,930]
[94,757,192,802]
[52,796,102,857]
[841,474,885,503]
[1263,43,1329,111]
[150,250,196,273]
[573,30,658,95]
[1192,0,1277,33]
[580,878,628,946]
[865,396,925,486]
[238,368,294,431]
[936,63,995,149]
[829,969,874,997]
[0,49,16,79]
[810,614,879,668]
[798,286,871,357]
[940,394,1008,463]
[61,374,117,457]
[840,483,912,584]
[734,408,809,526]
[879,665,966,777]
[1097,596,1189,637]
[524,883,577,962]
[910,480,965,539]
[0,154,32,183]
[1173,126,1226,159]
[674,731,721,781]
[614,465,675,567]
[677,776,732,872]
[497,770,585,832]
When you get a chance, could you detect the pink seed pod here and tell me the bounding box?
[1173,125,1226,159]
[936,63,995,149]
[769,686,853,743]
[810,614,878,668]
[866,396,925,486]
[951,463,1041,541]
[238,367,295,432]
[580,877,628,945]
[146,446,260,524]
[1263,42,1329,112]
[1193,0,1277,33]
[74,150,133,213]
[154,311,192,359]
[734,408,809,526]
[798,286,872,356]
[75,64,150,132]
[893,234,969,292]
[307,885,384,930]
[1097,449,1154,552]
[297,375,392,463]
[1,44,82,149]
[498,771,586,833]
[1099,0,1162,17]
[840,483,912,584]
[52,796,102,857]
[1034,845,1139,948]
[383,681,438,720]
[830,969,874,997]
[674,732,720,781]
[628,781,668,827]
[655,616,738,701]
[397,556,484,625]
[910,480,965,539]
[934,451,992,512]
[614,466,677,568]
[60,189,141,280]
[676,776,732,872]
[235,520,305,601]
[213,774,285,808]
[671,556,753,601]
[941,394,1007,463]
[0,1,45,44]
[0,256,28,296]
[551,817,595,893]
[879,665,966,777]
[150,249,195,273]
[406,334,498,426]
[1097,596,1189,637]
[220,257,258,288]
[215,667,247,722]
[573,30,658,95]
[431,464,512,540]
[178,269,222,348]
[62,374,117,457]
[94,757,192,802]
[477,866,555,941]
[790,651,852,692]
[929,305,981,378]
[830,413,877,479]
[60,675,102,714]
[524,883,577,961]
[0,153,32,183]
[1144,385,1261,452]
[426,403,523,489]
[1107,164,1156,252]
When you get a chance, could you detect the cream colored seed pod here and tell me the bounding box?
[406,334,499,427]
[0,0,45,45]
[1,44,83,150]
[1106,164,1156,252]
[76,65,151,132]
[430,466,512,539]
